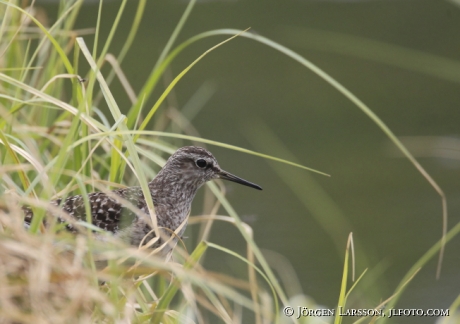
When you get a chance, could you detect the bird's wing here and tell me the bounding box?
[23,187,149,234]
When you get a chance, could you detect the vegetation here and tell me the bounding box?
[0,0,458,323]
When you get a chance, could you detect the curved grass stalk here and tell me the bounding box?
[126,0,196,128]
[220,29,448,279]
[334,233,354,324]
[205,181,289,319]
[379,220,460,324]
[0,129,33,194]
[189,215,282,322]
[0,0,75,74]
[94,0,147,105]
[206,241,280,323]
[149,241,207,324]
[352,269,420,324]
[140,27,447,278]
[0,0,85,128]
[77,36,160,239]
[0,72,104,132]
[134,29,249,141]
[86,0,127,100]
[70,130,329,176]
[278,26,460,84]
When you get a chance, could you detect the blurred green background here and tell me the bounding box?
[37,0,460,322]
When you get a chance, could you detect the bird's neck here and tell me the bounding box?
[148,169,201,218]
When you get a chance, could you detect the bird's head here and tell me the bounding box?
[161,146,262,190]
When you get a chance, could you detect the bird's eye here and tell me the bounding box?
[196,159,207,168]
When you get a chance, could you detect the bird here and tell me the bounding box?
[23,146,262,253]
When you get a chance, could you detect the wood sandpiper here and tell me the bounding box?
[23,146,262,253]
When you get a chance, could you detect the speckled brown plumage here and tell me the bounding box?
[23,146,262,251]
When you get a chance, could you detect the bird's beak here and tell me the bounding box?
[217,170,262,190]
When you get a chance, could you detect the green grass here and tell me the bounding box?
[0,0,459,323]
[0,1,294,322]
